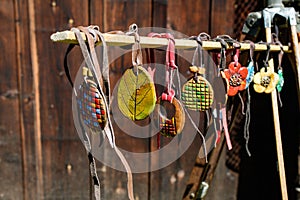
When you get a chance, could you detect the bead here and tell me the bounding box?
[189,66,198,73]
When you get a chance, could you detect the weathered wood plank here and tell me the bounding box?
[28,0,45,197]
[152,0,167,28]
[33,0,91,199]
[147,1,212,200]
[14,0,42,199]
[167,0,211,36]
[148,1,168,199]
[95,0,153,199]
[0,1,23,199]
[210,0,235,37]
[204,146,238,200]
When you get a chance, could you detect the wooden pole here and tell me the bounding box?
[265,27,289,200]
[50,31,290,52]
[290,25,300,92]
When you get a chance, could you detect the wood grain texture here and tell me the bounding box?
[0,1,23,199]
[210,0,235,37]
[92,1,153,199]
[150,1,212,199]
[1,0,244,199]
[167,0,210,36]
[33,0,91,199]
[205,145,238,200]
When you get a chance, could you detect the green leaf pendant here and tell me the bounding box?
[117,65,157,120]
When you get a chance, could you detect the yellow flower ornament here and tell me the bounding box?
[253,67,279,93]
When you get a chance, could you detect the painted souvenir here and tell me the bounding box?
[222,62,248,96]
[182,66,214,111]
[117,65,156,120]
[77,67,107,130]
[153,97,185,137]
[117,27,156,121]
[149,32,185,137]
[253,67,279,93]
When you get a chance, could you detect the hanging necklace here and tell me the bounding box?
[65,25,135,200]
[222,43,248,96]
[150,32,185,137]
[117,24,157,121]
[253,43,279,93]
[182,33,214,111]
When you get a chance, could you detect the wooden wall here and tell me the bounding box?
[0,0,245,199]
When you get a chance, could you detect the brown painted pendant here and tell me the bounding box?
[153,97,185,137]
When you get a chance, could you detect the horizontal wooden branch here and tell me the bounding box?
[50,30,290,52]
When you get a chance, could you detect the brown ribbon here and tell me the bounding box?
[70,26,135,200]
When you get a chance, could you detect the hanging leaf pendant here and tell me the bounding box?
[117,65,156,120]
[182,76,214,111]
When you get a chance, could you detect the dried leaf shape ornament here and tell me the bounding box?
[182,34,214,111]
[150,33,185,137]
[253,44,279,93]
[222,44,248,96]
[117,24,156,120]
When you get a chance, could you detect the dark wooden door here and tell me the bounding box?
[0,0,241,199]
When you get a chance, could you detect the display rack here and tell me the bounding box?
[50,30,290,52]
[50,24,295,200]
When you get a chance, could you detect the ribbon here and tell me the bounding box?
[64,26,135,200]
